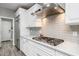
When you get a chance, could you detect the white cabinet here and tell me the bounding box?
[65,3,79,25]
[21,38,70,56]
[28,40,50,56]
[20,38,51,56]
[20,37,33,56]
[16,8,30,37]
[66,3,79,19]
[20,38,38,56]
[23,40,34,56]
[20,37,69,56]
[20,37,26,52]
[26,4,42,27]
[32,41,56,56]
[28,4,42,14]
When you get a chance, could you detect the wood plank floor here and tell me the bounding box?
[0,41,25,56]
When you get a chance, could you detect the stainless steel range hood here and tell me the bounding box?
[34,3,65,18]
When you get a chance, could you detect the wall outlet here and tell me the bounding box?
[73,32,77,36]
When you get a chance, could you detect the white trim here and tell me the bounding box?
[13,18,15,46]
[0,18,1,47]
[0,16,15,46]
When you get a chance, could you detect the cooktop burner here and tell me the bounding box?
[32,36,64,46]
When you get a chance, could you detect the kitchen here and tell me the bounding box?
[0,3,79,56]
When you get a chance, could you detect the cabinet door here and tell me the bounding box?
[23,40,32,55]
[27,11,42,27]
[28,4,42,14]
[66,4,79,20]
[27,4,42,27]
[22,39,38,56]
[20,37,26,52]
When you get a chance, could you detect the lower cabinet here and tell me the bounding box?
[30,41,55,56]
[20,37,69,56]
[23,39,50,56]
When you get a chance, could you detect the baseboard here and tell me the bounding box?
[0,45,1,48]
[1,40,12,42]
[20,50,26,56]
[15,46,26,56]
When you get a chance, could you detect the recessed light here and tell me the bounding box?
[54,7,57,9]
[46,4,50,7]
[43,3,50,7]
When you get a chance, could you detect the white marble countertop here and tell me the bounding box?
[21,36,79,56]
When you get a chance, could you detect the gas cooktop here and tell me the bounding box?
[32,36,64,46]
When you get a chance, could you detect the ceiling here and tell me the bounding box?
[0,3,65,12]
[0,3,35,11]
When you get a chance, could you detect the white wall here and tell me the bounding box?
[0,7,15,18]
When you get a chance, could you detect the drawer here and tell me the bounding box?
[35,48,50,56]
[55,51,69,56]
[29,41,55,56]
[24,41,50,56]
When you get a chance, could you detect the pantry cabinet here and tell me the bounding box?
[16,8,30,37]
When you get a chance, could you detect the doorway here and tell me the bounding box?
[1,18,12,41]
[0,17,14,47]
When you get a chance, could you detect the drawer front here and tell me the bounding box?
[24,41,50,56]
[55,51,69,56]
[35,48,50,56]
[29,43,50,56]
[29,41,56,56]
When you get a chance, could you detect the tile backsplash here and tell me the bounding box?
[40,13,79,44]
[29,27,41,36]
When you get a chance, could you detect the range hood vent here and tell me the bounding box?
[34,3,65,18]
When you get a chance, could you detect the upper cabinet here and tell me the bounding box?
[27,4,42,15]
[16,5,42,28]
[65,3,79,25]
[26,4,43,27]
[16,8,26,17]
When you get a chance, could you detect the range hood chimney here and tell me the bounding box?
[34,3,65,18]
